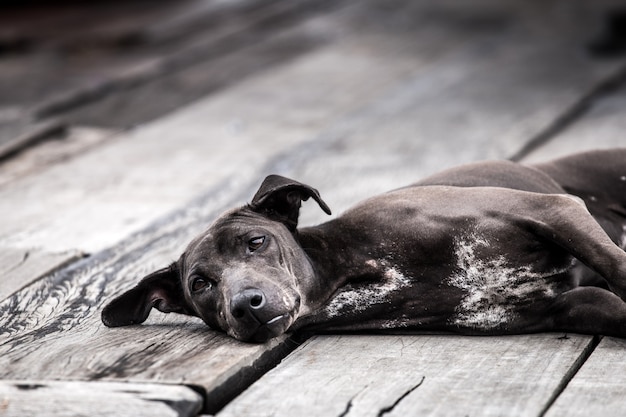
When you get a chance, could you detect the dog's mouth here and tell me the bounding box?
[249,313,292,342]
[225,310,295,343]
[266,314,288,326]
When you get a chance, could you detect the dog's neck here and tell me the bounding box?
[295,220,385,310]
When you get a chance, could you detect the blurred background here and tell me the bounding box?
[1,0,625,153]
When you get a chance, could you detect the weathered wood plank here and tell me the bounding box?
[0,119,65,160]
[60,11,334,128]
[286,5,626,225]
[0,0,335,145]
[0,0,501,255]
[521,82,626,163]
[0,247,83,302]
[218,334,593,417]
[0,126,116,188]
[0,380,203,417]
[21,0,343,124]
[544,337,626,417]
[0,222,296,414]
[0,0,279,112]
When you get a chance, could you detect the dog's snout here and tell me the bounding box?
[230,288,266,319]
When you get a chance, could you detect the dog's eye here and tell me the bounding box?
[191,276,211,292]
[248,236,266,252]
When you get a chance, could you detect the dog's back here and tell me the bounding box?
[412,159,564,194]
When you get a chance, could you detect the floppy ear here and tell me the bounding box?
[249,175,332,231]
[101,264,196,327]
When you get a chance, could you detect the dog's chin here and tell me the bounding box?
[231,313,294,343]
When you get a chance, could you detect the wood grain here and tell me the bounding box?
[0,0,508,255]
[218,334,594,417]
[28,0,342,123]
[0,247,83,302]
[0,227,296,413]
[0,119,65,161]
[0,126,116,188]
[0,380,202,417]
[544,337,626,417]
[0,0,280,117]
[522,83,626,163]
[0,150,306,414]
[286,3,626,224]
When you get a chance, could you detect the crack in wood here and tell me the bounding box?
[509,64,626,162]
[538,335,602,417]
[377,376,426,417]
[14,384,44,391]
[337,396,354,417]
[337,385,369,417]
[4,251,30,275]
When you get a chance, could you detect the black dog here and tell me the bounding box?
[102,149,626,343]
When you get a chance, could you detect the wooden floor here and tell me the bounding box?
[1,0,626,415]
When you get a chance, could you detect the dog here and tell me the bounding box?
[102,149,626,343]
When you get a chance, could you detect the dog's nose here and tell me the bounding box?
[230,288,266,320]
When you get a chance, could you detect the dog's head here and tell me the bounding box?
[101,175,331,342]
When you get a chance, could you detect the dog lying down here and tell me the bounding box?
[102,149,626,343]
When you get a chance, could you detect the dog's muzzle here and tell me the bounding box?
[227,288,299,342]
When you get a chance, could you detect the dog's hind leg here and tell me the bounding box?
[516,193,626,300]
[548,287,626,338]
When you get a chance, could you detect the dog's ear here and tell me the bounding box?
[250,175,332,231]
[101,264,195,327]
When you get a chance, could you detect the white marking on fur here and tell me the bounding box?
[365,259,378,268]
[379,318,411,329]
[324,263,411,318]
[449,233,562,331]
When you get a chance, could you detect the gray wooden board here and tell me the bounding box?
[0,0,536,255]
[59,4,339,128]
[0,206,296,414]
[522,82,626,163]
[0,247,83,303]
[544,337,626,417]
[218,334,594,417]
[0,0,277,111]
[280,2,626,225]
[0,0,323,146]
[0,380,202,417]
[29,0,343,123]
[0,126,116,188]
[0,118,63,155]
